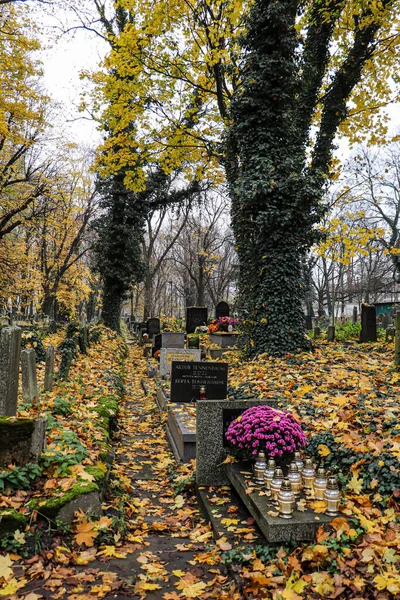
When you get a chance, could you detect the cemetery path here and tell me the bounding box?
[17,344,239,600]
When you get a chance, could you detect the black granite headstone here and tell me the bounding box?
[360,305,377,342]
[171,361,228,402]
[147,317,160,337]
[215,301,230,319]
[186,306,208,333]
[152,333,162,356]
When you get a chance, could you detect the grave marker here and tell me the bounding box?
[352,306,358,324]
[159,348,201,377]
[147,317,160,337]
[0,326,21,416]
[215,301,230,319]
[305,315,312,330]
[196,399,278,486]
[44,345,55,392]
[170,361,228,402]
[186,306,208,334]
[360,304,377,343]
[161,332,185,348]
[21,349,38,403]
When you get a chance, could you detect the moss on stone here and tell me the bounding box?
[0,417,35,427]
[30,481,99,519]
[85,465,107,482]
[0,509,27,535]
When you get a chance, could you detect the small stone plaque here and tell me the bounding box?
[186,306,208,333]
[160,348,201,377]
[171,361,228,402]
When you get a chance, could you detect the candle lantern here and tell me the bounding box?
[254,451,267,485]
[324,477,341,516]
[199,386,207,400]
[288,462,302,495]
[294,451,304,472]
[302,458,315,491]
[278,479,295,519]
[314,465,328,500]
[263,458,276,490]
[270,467,284,501]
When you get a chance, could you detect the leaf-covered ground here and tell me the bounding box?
[1,335,400,599]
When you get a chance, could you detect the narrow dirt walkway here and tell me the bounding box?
[103,343,238,598]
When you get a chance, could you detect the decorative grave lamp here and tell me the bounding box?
[263,458,276,490]
[314,465,328,500]
[199,386,207,401]
[324,477,341,516]
[288,462,302,495]
[294,451,304,472]
[270,467,284,501]
[278,479,295,519]
[302,458,316,491]
[254,451,267,485]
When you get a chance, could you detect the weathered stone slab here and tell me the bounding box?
[44,345,55,392]
[227,462,332,542]
[209,332,239,347]
[21,348,38,403]
[161,332,185,348]
[159,348,201,377]
[196,398,278,486]
[166,407,196,463]
[0,417,47,466]
[0,326,21,416]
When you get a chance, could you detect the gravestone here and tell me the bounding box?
[196,398,278,486]
[21,349,38,403]
[139,323,148,335]
[382,314,389,329]
[152,334,162,357]
[0,326,22,416]
[0,417,47,467]
[160,348,201,377]
[170,361,228,402]
[305,315,312,330]
[360,305,377,343]
[161,332,185,348]
[386,327,395,343]
[313,326,320,339]
[44,345,55,392]
[147,318,160,337]
[186,306,208,334]
[327,325,335,342]
[352,306,358,324]
[215,301,230,319]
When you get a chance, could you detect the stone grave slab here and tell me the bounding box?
[186,307,208,334]
[161,332,185,348]
[166,406,196,463]
[44,345,55,392]
[160,348,201,377]
[0,326,21,416]
[227,462,332,542]
[21,348,38,403]
[170,361,228,402]
[215,301,230,319]
[0,417,47,467]
[152,334,162,356]
[209,332,239,347]
[196,398,278,486]
[360,304,377,342]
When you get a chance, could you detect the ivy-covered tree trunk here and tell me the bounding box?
[102,279,123,333]
[228,0,394,356]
